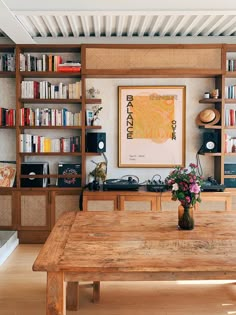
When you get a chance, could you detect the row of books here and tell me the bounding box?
[226,59,236,72]
[225,108,236,126]
[19,53,81,72]
[21,80,81,99]
[20,134,81,153]
[0,53,15,72]
[20,108,82,127]
[225,85,236,99]
[224,134,236,153]
[0,108,15,126]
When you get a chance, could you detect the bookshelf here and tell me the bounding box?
[222,45,236,188]
[0,44,104,242]
[2,43,236,243]
[0,45,16,231]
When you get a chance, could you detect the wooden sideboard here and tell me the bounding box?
[83,189,233,212]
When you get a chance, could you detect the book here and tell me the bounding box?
[0,161,16,187]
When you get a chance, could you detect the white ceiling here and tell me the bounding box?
[1,0,236,44]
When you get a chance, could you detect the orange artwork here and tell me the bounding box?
[132,94,175,143]
[119,86,186,167]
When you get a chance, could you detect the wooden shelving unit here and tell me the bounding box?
[2,43,236,243]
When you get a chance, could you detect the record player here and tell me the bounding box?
[103,177,140,191]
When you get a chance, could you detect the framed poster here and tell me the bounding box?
[118,86,186,167]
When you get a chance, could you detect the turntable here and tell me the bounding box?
[103,177,140,191]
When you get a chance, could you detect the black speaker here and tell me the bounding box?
[86,132,106,153]
[202,132,219,153]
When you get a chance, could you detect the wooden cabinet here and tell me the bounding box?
[18,190,50,243]
[0,190,17,229]
[83,190,232,212]
[51,190,80,225]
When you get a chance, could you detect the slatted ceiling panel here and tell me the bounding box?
[29,16,49,37]
[68,15,80,37]
[13,12,236,38]
[210,16,229,36]
[180,16,201,36]
[42,16,60,37]
[201,16,224,36]
[215,16,236,36]
[116,16,125,36]
[17,15,39,37]
[223,19,236,36]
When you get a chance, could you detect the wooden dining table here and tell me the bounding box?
[33,210,236,315]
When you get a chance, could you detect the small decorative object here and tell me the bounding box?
[165,163,202,230]
[196,108,220,126]
[210,89,219,99]
[91,105,103,126]
[89,153,108,186]
[86,110,94,126]
[204,92,210,99]
[87,87,100,98]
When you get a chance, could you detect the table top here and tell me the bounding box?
[33,210,236,275]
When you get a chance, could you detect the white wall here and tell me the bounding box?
[86,77,215,183]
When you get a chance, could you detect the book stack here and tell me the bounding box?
[226,59,236,72]
[20,80,81,99]
[57,61,81,72]
[20,107,81,126]
[0,108,15,126]
[20,134,81,153]
[0,53,15,71]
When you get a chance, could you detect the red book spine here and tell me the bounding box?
[57,66,81,72]
[230,109,235,126]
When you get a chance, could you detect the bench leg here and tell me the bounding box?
[66,281,79,310]
[93,281,100,303]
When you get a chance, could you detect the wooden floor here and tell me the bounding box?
[1,245,236,315]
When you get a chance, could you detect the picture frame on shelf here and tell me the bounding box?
[0,161,16,187]
[118,85,186,167]
[86,109,94,126]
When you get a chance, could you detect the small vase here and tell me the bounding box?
[178,205,194,230]
[91,115,100,126]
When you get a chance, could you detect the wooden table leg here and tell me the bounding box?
[47,272,65,315]
[66,281,79,310]
[93,281,100,303]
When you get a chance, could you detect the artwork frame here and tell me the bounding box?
[118,85,186,168]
